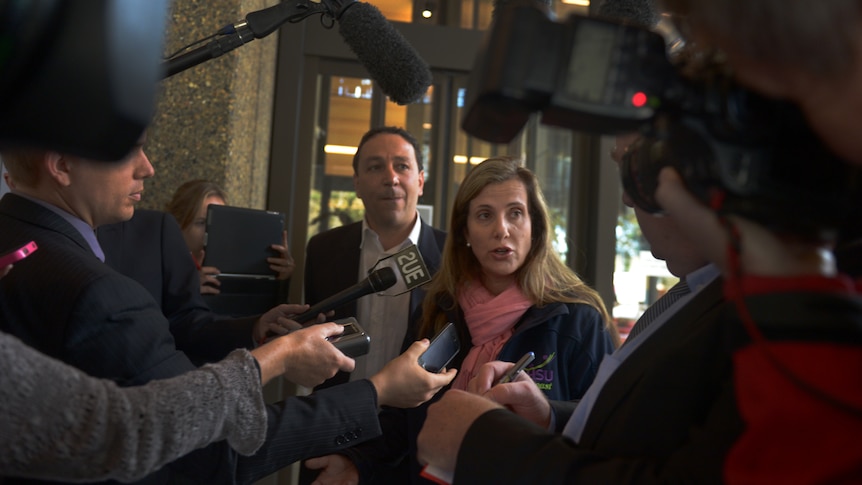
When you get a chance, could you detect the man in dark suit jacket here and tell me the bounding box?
[98,209,252,360]
[304,126,446,389]
[422,275,745,484]
[0,140,455,484]
[97,208,283,364]
[301,128,446,485]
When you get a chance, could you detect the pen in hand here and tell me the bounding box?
[496,351,535,385]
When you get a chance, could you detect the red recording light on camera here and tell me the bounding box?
[631,91,648,108]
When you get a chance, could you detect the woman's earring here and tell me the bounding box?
[466,242,471,247]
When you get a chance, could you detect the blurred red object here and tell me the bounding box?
[615,317,635,342]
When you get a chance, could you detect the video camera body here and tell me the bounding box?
[0,0,167,161]
[462,5,862,241]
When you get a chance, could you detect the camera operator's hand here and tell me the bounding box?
[655,167,835,278]
[369,339,457,408]
[466,361,552,430]
[251,322,355,387]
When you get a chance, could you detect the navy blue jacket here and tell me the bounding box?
[338,296,616,484]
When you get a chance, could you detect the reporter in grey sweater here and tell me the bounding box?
[0,262,274,482]
[0,331,267,482]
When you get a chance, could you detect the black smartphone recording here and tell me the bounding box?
[326,317,371,358]
[417,322,460,373]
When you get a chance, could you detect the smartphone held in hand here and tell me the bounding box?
[496,351,535,385]
[0,241,38,267]
[418,322,460,373]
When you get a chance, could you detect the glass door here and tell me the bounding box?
[306,63,438,239]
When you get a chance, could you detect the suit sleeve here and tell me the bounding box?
[454,376,742,484]
[334,405,412,483]
[549,400,578,433]
[64,273,197,385]
[157,212,257,362]
[236,379,384,481]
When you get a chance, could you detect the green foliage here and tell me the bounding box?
[616,207,642,271]
[307,189,365,239]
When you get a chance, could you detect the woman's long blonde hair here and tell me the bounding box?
[419,156,618,345]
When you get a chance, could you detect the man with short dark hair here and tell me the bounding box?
[304,126,447,386]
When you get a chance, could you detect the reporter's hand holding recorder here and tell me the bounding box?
[251,321,355,388]
[255,314,456,407]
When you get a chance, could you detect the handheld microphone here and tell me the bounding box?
[295,266,397,324]
[163,0,432,105]
[373,244,432,296]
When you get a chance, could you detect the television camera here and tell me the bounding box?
[462,5,861,240]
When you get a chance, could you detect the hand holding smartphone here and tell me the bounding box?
[417,322,460,373]
[496,351,535,385]
[0,241,38,267]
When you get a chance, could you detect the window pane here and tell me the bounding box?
[385,87,437,222]
[612,202,680,342]
[449,86,507,220]
[532,125,573,262]
[309,75,372,238]
[376,0,412,22]
[309,74,436,238]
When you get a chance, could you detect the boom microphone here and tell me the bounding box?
[163,0,432,105]
[295,266,397,324]
[336,2,433,105]
[492,0,553,21]
[594,0,659,27]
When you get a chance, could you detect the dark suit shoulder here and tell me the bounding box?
[131,209,180,236]
[416,220,446,274]
[0,211,185,379]
[424,223,447,247]
[98,209,180,283]
[304,222,362,306]
[307,222,362,248]
[122,209,181,238]
[131,207,169,223]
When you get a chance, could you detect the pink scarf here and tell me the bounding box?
[451,281,533,390]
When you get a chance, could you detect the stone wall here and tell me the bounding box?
[144,0,278,212]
